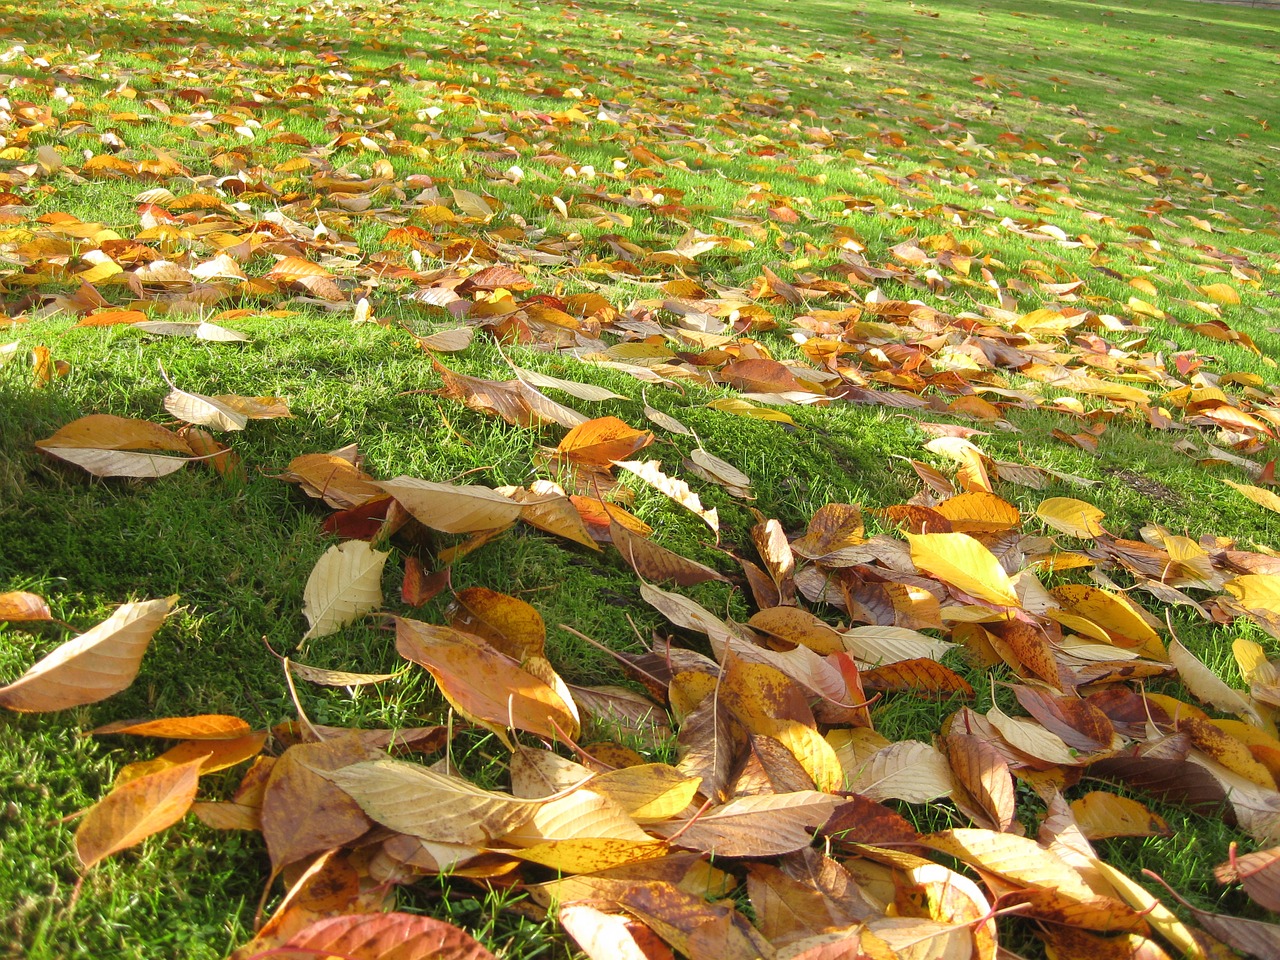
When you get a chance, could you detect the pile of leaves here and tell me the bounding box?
[8,397,1280,957]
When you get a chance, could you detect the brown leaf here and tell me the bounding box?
[747,862,845,947]
[0,597,175,712]
[860,658,974,699]
[75,755,204,869]
[261,736,376,872]
[820,794,920,849]
[751,517,796,604]
[611,519,728,587]
[1216,844,1280,912]
[653,791,842,856]
[942,733,1016,833]
[401,557,451,606]
[435,358,587,429]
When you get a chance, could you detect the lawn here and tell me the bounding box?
[2,0,1280,957]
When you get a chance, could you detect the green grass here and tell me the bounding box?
[3,0,1280,956]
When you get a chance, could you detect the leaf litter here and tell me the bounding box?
[4,0,1280,955]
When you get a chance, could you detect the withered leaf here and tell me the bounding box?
[322,758,542,843]
[611,518,728,586]
[271,912,497,960]
[261,736,376,872]
[0,591,52,622]
[860,658,974,699]
[0,597,175,712]
[942,733,1016,833]
[654,790,841,857]
[377,476,525,533]
[1070,792,1171,840]
[300,540,389,642]
[75,755,204,869]
[396,617,580,741]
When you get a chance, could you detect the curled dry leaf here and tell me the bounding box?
[559,902,675,960]
[1216,844,1280,912]
[0,596,175,712]
[278,451,384,509]
[617,460,719,534]
[300,540,390,642]
[514,365,627,403]
[163,385,249,431]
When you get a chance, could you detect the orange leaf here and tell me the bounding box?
[75,756,204,869]
[0,591,52,622]
[557,416,653,468]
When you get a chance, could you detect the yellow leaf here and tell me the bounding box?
[907,533,1019,606]
[1200,283,1240,305]
[511,838,668,873]
[1070,792,1170,839]
[1223,479,1280,515]
[1035,497,1106,539]
[590,764,702,821]
[706,396,797,426]
[1091,859,1206,959]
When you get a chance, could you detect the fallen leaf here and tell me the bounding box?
[1070,792,1171,839]
[0,597,176,712]
[300,540,390,642]
[906,533,1019,606]
[269,912,497,960]
[653,791,842,856]
[378,476,525,533]
[396,618,580,741]
[0,592,52,622]
[75,756,204,869]
[323,758,542,843]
